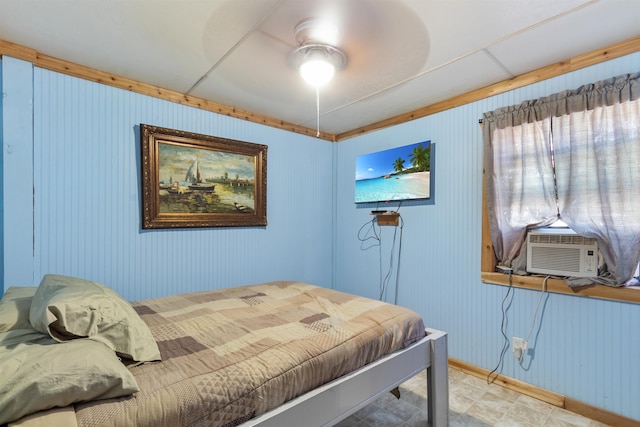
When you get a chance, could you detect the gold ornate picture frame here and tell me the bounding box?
[140,124,267,228]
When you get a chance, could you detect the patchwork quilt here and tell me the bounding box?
[22,281,425,426]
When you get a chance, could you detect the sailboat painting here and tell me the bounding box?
[141,124,267,228]
[184,157,216,192]
[159,145,226,200]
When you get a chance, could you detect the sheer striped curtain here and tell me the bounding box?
[483,115,557,274]
[483,73,640,285]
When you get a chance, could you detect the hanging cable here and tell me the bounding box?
[392,211,404,305]
[357,216,380,250]
[379,208,404,302]
[379,218,398,301]
[356,208,405,303]
[525,275,549,344]
[487,271,514,384]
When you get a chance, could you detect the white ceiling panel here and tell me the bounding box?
[1,1,217,91]
[190,30,316,122]
[1,0,639,137]
[312,51,514,133]
[406,0,592,68]
[487,0,640,76]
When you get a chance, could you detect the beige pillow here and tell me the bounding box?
[0,329,139,425]
[0,286,36,333]
[29,274,161,363]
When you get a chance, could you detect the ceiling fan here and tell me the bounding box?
[290,18,348,88]
[198,0,429,136]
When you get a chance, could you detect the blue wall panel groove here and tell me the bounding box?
[2,52,640,420]
[335,52,640,420]
[23,66,334,301]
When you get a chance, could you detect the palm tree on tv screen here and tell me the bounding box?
[393,157,405,173]
[409,144,430,172]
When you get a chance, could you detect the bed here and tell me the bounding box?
[0,275,449,426]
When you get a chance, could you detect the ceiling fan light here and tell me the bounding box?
[299,57,335,87]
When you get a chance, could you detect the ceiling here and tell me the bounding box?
[1,0,640,139]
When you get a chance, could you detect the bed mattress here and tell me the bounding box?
[29,281,425,426]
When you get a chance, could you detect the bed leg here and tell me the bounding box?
[427,332,449,426]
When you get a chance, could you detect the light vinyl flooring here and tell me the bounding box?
[335,368,610,426]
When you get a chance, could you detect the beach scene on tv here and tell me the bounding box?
[355,140,431,204]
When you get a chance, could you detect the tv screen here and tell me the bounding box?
[355,140,431,204]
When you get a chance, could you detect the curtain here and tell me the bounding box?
[483,105,558,273]
[552,74,640,285]
[483,72,640,285]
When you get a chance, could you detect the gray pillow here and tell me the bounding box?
[0,286,36,333]
[29,274,161,363]
[0,329,139,424]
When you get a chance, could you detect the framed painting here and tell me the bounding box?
[140,124,267,228]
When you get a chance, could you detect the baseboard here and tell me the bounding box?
[448,357,639,427]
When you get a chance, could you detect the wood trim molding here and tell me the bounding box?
[481,166,497,273]
[0,39,37,63]
[336,35,640,141]
[448,357,639,427]
[481,272,640,304]
[1,35,640,142]
[0,39,335,142]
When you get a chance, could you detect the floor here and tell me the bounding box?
[335,368,610,426]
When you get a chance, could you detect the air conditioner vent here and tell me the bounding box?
[528,233,597,246]
[529,246,581,273]
[526,228,598,277]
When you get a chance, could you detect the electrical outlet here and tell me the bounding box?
[512,337,527,361]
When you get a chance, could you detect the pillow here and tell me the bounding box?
[29,274,161,363]
[0,286,36,333]
[0,329,139,425]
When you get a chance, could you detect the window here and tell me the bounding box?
[481,73,640,304]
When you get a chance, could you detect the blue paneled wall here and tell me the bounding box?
[2,52,640,420]
[2,57,36,287]
[2,57,335,301]
[334,52,640,421]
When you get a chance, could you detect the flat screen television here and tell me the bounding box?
[355,140,431,204]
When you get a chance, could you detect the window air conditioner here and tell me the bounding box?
[526,228,598,277]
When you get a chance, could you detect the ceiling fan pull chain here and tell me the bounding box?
[316,87,320,137]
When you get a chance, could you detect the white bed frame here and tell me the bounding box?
[9,328,448,427]
[245,328,449,427]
